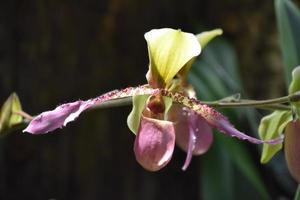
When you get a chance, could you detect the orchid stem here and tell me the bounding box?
[204,101,290,110]
[90,91,300,111]
[203,91,300,110]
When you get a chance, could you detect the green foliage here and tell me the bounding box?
[289,66,300,116]
[259,110,292,163]
[275,0,300,85]
[295,185,300,200]
[0,93,23,137]
[289,66,300,94]
[189,38,270,199]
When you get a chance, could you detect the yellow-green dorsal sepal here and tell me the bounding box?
[145,28,201,88]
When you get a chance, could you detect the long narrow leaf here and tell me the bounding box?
[190,38,269,199]
[275,0,300,85]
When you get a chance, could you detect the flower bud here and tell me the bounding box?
[284,121,300,183]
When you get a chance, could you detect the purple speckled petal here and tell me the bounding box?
[134,115,175,171]
[24,87,160,134]
[215,118,284,144]
[161,90,284,145]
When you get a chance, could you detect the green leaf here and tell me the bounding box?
[196,29,223,49]
[202,133,270,200]
[295,184,300,200]
[275,0,300,85]
[145,28,201,87]
[289,66,300,94]
[201,135,234,200]
[191,38,269,199]
[289,66,300,115]
[127,95,173,134]
[218,133,270,200]
[259,110,292,163]
[0,93,23,136]
[189,39,242,101]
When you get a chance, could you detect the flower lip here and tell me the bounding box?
[134,115,176,171]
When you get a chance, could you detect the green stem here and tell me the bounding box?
[203,91,300,110]
[205,92,299,106]
[88,92,300,111]
[295,184,300,200]
[204,100,290,110]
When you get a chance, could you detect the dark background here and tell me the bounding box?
[0,0,299,199]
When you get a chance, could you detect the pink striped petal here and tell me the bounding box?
[134,115,175,171]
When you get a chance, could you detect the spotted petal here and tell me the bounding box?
[134,115,175,171]
[161,90,284,145]
[24,87,160,134]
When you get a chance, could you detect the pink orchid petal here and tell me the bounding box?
[23,101,86,134]
[180,107,213,156]
[24,87,160,134]
[168,105,213,170]
[134,115,175,171]
[215,118,284,144]
[284,121,300,183]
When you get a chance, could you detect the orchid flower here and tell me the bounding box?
[23,28,283,172]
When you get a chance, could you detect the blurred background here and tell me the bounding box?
[0,0,300,199]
